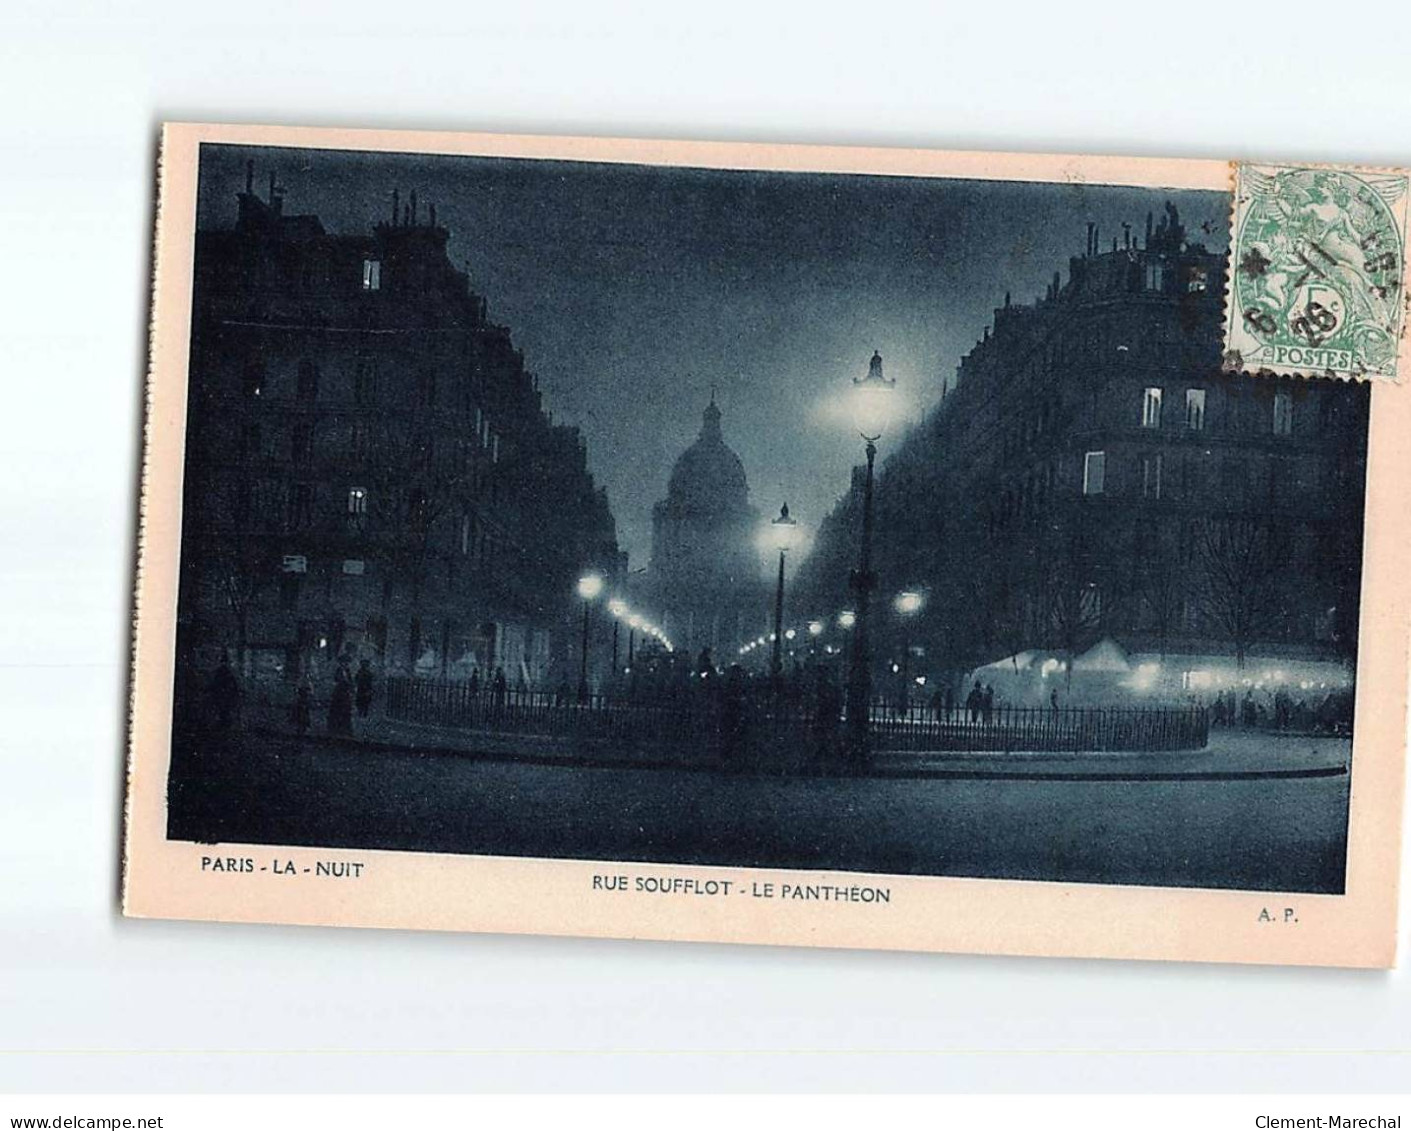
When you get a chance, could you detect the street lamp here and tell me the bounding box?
[576,572,603,703]
[607,598,627,674]
[763,502,801,694]
[893,590,924,717]
[844,350,896,764]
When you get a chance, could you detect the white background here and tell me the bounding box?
[2,0,1410,1094]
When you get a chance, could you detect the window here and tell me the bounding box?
[1142,387,1163,429]
[1273,391,1293,436]
[347,486,368,515]
[1083,451,1106,496]
[1145,262,1165,292]
[1187,267,1208,293]
[1185,388,1206,431]
[460,514,472,556]
[492,432,500,464]
[1141,453,1163,500]
[362,258,381,291]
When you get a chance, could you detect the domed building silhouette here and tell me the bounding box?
[647,394,764,660]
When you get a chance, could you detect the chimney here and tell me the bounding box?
[392,189,399,226]
[267,170,276,204]
[245,160,254,195]
[1093,225,1099,255]
[1123,222,1131,249]
[1086,221,1095,256]
[1111,237,1118,252]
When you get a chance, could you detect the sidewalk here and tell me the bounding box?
[247,702,1350,781]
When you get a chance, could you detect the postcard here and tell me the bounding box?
[124,124,1410,966]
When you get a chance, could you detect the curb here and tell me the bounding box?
[251,726,1348,783]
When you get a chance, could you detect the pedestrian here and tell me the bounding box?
[493,666,508,713]
[982,683,995,724]
[328,663,354,736]
[294,672,312,736]
[468,667,481,699]
[1050,687,1059,712]
[966,683,982,723]
[355,658,375,719]
[943,685,955,719]
[929,685,945,724]
[208,650,241,733]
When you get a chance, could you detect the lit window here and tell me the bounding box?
[1145,263,1165,291]
[492,433,500,464]
[1185,388,1206,431]
[347,486,368,515]
[1142,387,1163,429]
[1187,267,1208,293]
[1083,451,1106,496]
[1141,453,1163,500]
[362,259,381,291]
[1273,391,1293,436]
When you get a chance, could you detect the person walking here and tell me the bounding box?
[328,663,354,736]
[492,666,508,714]
[208,650,241,733]
[355,659,375,719]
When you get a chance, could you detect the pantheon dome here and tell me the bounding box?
[663,399,749,517]
[648,397,763,659]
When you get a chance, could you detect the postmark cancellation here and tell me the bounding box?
[1224,163,1410,382]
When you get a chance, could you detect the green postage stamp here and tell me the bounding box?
[1226,162,1410,381]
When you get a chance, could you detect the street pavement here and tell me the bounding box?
[167,722,1352,893]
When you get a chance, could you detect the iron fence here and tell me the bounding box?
[386,677,1209,759]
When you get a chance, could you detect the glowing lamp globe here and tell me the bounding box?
[764,502,801,554]
[894,590,924,616]
[576,573,604,601]
[838,610,857,629]
[850,350,897,439]
[607,598,627,618]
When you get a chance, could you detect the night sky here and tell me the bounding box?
[197,144,1229,570]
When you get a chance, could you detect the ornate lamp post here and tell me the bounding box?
[844,350,896,764]
[764,502,801,694]
[608,598,627,674]
[894,590,924,718]
[576,572,604,703]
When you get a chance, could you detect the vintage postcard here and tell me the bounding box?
[124,124,1411,966]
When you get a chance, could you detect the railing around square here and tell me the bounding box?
[385,677,1209,765]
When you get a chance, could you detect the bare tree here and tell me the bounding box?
[1195,515,1280,669]
[1133,524,1183,660]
